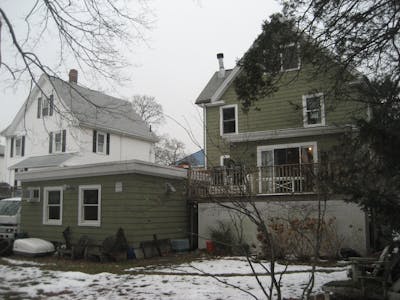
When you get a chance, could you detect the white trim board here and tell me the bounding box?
[16,159,187,182]
[223,125,353,143]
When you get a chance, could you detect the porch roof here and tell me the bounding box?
[10,153,75,169]
[15,159,187,182]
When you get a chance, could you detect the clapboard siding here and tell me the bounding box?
[20,173,188,247]
[205,64,365,167]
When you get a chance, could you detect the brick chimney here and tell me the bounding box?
[68,69,78,84]
[217,53,225,78]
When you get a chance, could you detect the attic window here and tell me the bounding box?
[281,43,300,71]
[38,95,54,118]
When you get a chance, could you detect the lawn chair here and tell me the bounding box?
[57,227,91,260]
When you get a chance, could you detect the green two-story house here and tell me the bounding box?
[193,47,370,255]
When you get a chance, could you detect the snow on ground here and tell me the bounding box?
[127,256,348,275]
[0,257,348,299]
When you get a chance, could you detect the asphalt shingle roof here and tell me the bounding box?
[195,70,233,104]
[51,77,157,142]
[10,153,75,169]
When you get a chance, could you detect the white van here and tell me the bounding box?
[0,197,21,239]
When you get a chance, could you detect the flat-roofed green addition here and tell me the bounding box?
[17,160,189,247]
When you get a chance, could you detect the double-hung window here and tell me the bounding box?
[15,137,22,156]
[97,132,106,154]
[54,131,62,152]
[49,130,66,153]
[42,98,49,116]
[302,93,325,127]
[93,130,110,155]
[38,95,54,118]
[10,136,25,157]
[220,105,238,135]
[281,43,300,71]
[78,185,101,227]
[43,187,63,225]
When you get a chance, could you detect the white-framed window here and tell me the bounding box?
[97,132,106,154]
[49,130,66,153]
[281,43,301,72]
[302,93,325,127]
[54,131,62,152]
[78,185,101,227]
[220,104,238,135]
[15,137,23,156]
[42,98,49,116]
[43,187,63,225]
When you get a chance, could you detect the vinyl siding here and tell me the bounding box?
[205,64,366,167]
[20,173,188,247]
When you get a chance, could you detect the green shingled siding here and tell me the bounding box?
[205,66,365,167]
[20,174,188,247]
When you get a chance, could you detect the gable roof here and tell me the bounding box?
[50,77,157,142]
[1,75,157,143]
[195,69,234,104]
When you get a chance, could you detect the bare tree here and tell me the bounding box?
[0,0,151,84]
[155,134,186,166]
[131,94,165,128]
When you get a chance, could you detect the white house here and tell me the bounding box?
[1,70,157,187]
[0,145,5,183]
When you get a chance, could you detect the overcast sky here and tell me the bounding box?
[0,0,281,153]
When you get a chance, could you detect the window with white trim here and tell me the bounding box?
[78,185,101,227]
[220,105,238,135]
[281,43,300,71]
[54,131,62,152]
[302,93,325,127]
[43,187,63,225]
[15,137,22,156]
[97,132,106,154]
[42,98,49,116]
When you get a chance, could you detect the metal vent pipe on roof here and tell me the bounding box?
[217,53,225,78]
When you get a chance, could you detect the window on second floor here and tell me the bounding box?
[10,136,25,158]
[92,130,110,155]
[281,43,300,71]
[302,93,326,127]
[49,130,66,153]
[220,105,238,135]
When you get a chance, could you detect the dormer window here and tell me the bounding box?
[302,93,325,127]
[281,43,300,71]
